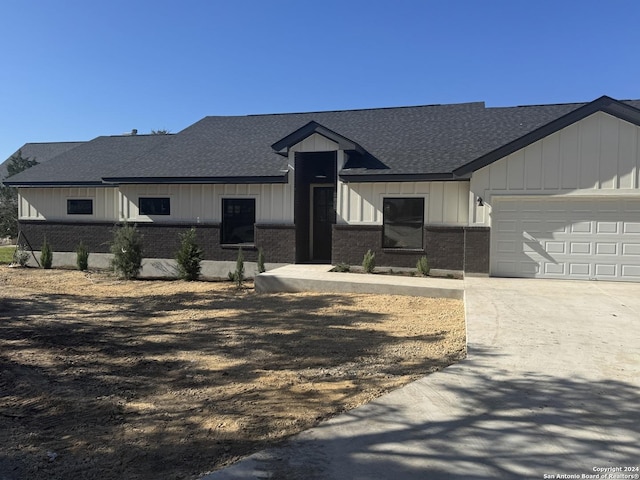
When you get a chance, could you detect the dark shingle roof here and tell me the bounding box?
[6,96,640,186]
[6,135,172,185]
[0,142,84,180]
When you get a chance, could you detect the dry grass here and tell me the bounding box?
[0,268,465,479]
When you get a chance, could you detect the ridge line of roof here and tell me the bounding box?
[219,101,487,118]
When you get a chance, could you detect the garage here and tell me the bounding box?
[491,196,640,281]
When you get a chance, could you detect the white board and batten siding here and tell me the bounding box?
[338,181,469,225]
[470,111,640,281]
[119,183,294,223]
[18,187,119,221]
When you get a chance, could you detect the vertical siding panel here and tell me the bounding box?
[579,114,599,189]
[507,150,525,190]
[372,183,385,223]
[489,162,507,190]
[428,182,444,224]
[443,182,459,223]
[525,141,543,190]
[542,134,560,190]
[599,114,619,190]
[618,121,635,189]
[457,183,469,224]
[560,124,579,189]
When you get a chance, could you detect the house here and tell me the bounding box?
[5,95,640,281]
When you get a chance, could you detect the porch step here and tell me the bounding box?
[255,265,464,299]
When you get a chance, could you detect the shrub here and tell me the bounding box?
[40,237,52,269]
[228,247,245,288]
[76,241,90,271]
[13,246,29,267]
[110,223,143,279]
[362,249,376,273]
[417,256,430,276]
[257,247,266,274]
[175,228,203,281]
[333,262,350,273]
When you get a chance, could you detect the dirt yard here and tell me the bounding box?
[0,267,465,480]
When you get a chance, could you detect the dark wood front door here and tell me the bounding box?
[311,186,335,262]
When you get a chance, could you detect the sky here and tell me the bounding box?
[1,0,639,162]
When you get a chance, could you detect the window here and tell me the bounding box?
[67,199,93,215]
[383,197,424,249]
[222,198,255,244]
[139,197,170,216]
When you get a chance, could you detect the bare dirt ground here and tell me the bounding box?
[0,267,465,480]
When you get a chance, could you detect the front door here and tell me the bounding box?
[311,186,335,262]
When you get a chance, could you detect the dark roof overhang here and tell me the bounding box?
[101,174,289,185]
[3,181,106,187]
[454,96,640,176]
[339,172,466,183]
[271,121,368,155]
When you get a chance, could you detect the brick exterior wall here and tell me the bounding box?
[18,220,488,273]
[332,224,490,273]
[464,227,491,273]
[17,221,295,264]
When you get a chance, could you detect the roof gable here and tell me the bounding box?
[271,121,366,155]
[454,96,640,176]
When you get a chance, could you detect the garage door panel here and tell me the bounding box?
[621,265,640,277]
[544,263,565,275]
[491,197,640,282]
[571,222,592,234]
[623,222,640,233]
[569,264,590,275]
[545,241,565,254]
[570,242,591,254]
[622,243,640,255]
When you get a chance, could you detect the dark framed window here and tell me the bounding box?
[139,197,170,216]
[383,197,424,249]
[67,199,93,215]
[222,198,255,244]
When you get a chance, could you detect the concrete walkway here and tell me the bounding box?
[202,278,640,479]
[255,264,464,299]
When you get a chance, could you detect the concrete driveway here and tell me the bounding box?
[202,278,640,479]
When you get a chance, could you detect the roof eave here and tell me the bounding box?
[4,181,106,187]
[101,174,289,185]
[339,172,464,183]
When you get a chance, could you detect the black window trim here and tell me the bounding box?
[221,197,256,246]
[382,196,425,250]
[67,198,94,216]
[138,196,171,216]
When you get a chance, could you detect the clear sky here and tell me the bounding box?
[1,0,639,162]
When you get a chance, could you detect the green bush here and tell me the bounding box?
[110,223,143,279]
[228,247,245,288]
[76,241,90,271]
[417,256,430,276]
[175,228,203,281]
[257,247,266,274]
[13,246,29,267]
[362,249,376,273]
[333,262,350,273]
[40,237,52,269]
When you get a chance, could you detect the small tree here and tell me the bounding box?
[362,249,376,274]
[417,256,430,277]
[40,237,53,269]
[228,247,245,288]
[175,227,203,281]
[257,247,266,274]
[76,241,90,271]
[110,223,143,279]
[0,150,38,239]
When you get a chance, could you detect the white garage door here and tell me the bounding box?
[491,197,640,281]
